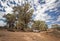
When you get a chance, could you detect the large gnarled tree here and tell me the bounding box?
[13,3,34,31]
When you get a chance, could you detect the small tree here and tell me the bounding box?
[32,20,48,31]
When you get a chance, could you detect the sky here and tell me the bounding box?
[0,0,60,27]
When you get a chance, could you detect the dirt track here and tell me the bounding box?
[0,30,60,41]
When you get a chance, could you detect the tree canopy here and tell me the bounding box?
[32,20,48,31]
[3,3,48,32]
[3,3,34,31]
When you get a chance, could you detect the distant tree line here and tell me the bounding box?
[3,3,48,32]
[51,24,60,31]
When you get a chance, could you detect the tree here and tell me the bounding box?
[3,3,34,31]
[32,20,48,31]
[13,3,34,31]
[3,13,16,29]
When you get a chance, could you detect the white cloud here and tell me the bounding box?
[33,0,57,21]
[0,21,6,26]
[5,7,13,14]
[45,0,56,4]
[1,1,7,7]
[57,15,60,22]
[0,12,5,19]
[48,15,60,24]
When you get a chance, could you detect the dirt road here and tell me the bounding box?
[0,31,60,41]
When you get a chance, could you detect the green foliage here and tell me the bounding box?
[32,20,48,31]
[13,3,34,31]
[3,13,16,29]
[3,3,48,32]
[3,3,34,32]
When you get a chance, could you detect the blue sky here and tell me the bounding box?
[0,0,60,27]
